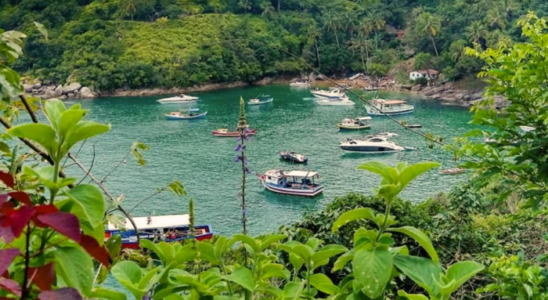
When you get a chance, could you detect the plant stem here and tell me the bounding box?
[21,224,31,300]
[375,200,392,243]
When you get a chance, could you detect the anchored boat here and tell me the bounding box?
[279,151,308,163]
[311,88,345,99]
[340,135,404,153]
[157,94,198,104]
[290,80,310,87]
[212,126,256,137]
[365,99,414,116]
[248,94,274,105]
[105,214,213,249]
[440,168,466,175]
[337,117,371,130]
[258,170,324,197]
[164,108,207,120]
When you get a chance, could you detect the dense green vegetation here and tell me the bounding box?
[1,0,547,91]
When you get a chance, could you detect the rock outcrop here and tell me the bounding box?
[62,82,82,94]
[21,79,97,100]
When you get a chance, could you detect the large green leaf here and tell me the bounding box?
[64,184,105,228]
[64,121,110,153]
[8,123,57,156]
[175,243,196,264]
[332,208,375,233]
[444,261,484,295]
[225,267,254,292]
[197,242,218,265]
[397,290,429,300]
[398,162,440,190]
[261,263,290,280]
[282,281,305,300]
[306,238,321,251]
[309,274,338,295]
[90,288,127,300]
[54,246,94,297]
[111,261,147,299]
[157,242,176,264]
[312,244,347,265]
[394,255,442,297]
[353,248,393,299]
[141,239,165,263]
[260,234,286,251]
[388,226,439,263]
[357,162,396,183]
[232,234,260,253]
[59,108,88,141]
[44,99,67,131]
[289,253,304,273]
[332,250,354,272]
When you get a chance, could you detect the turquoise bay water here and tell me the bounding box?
[69,85,472,237]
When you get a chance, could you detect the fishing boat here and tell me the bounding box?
[157,94,198,104]
[340,135,404,153]
[440,168,466,175]
[212,127,256,137]
[258,170,324,197]
[248,94,274,105]
[290,80,310,87]
[164,108,207,120]
[405,124,423,128]
[311,88,345,99]
[363,86,378,91]
[365,99,414,116]
[279,151,308,163]
[105,214,213,249]
[336,117,371,130]
[316,94,354,106]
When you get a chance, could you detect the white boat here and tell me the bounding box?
[365,99,414,116]
[363,86,378,91]
[248,94,273,105]
[336,117,371,130]
[290,80,310,87]
[316,94,354,106]
[340,135,404,153]
[311,88,345,99]
[157,94,198,104]
[258,170,324,197]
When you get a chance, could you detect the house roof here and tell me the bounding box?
[414,69,439,75]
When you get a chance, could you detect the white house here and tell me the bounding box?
[409,69,439,81]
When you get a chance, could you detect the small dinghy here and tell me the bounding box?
[405,124,423,128]
[212,126,256,137]
[280,151,308,163]
[164,109,207,120]
[248,94,273,105]
[439,168,466,175]
[337,117,371,130]
[363,86,378,91]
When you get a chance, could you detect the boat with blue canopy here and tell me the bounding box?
[258,169,324,197]
[165,107,207,120]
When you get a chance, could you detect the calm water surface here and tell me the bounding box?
[68,85,472,237]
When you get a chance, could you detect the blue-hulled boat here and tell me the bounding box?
[258,169,324,197]
[248,94,274,105]
[164,109,207,120]
[105,214,213,249]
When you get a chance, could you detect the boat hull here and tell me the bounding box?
[157,98,198,104]
[280,154,307,163]
[212,130,256,137]
[365,105,414,116]
[262,181,323,197]
[248,99,273,105]
[336,124,371,130]
[165,112,207,120]
[317,100,354,106]
[340,145,403,153]
[105,224,213,249]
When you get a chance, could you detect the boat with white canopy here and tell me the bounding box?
[105,214,213,249]
[311,88,345,99]
[258,170,324,197]
[157,94,199,104]
[365,99,414,116]
[340,135,405,153]
[336,117,371,130]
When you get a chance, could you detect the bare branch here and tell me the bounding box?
[101,149,132,183]
[19,95,39,124]
[76,143,97,185]
[128,184,171,213]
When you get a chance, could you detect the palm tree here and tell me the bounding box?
[323,10,342,48]
[348,34,373,73]
[366,13,385,49]
[416,12,442,57]
[307,27,322,69]
[260,2,275,17]
[448,39,467,63]
[500,0,520,18]
[122,0,138,20]
[238,0,251,13]
[485,8,506,29]
[465,21,488,44]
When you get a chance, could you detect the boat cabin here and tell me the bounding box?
[264,170,320,189]
[105,214,213,249]
[371,99,407,109]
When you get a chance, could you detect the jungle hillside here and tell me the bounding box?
[0,0,544,91]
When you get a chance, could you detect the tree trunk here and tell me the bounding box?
[315,39,321,69]
[278,0,281,11]
[374,29,378,49]
[429,34,439,57]
[334,31,340,48]
[361,51,366,74]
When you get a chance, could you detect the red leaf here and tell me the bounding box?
[7,206,34,238]
[6,192,32,206]
[80,234,110,267]
[32,205,59,227]
[38,288,82,300]
[0,249,19,276]
[0,195,7,205]
[0,172,14,189]
[36,212,80,243]
[0,201,13,215]
[29,263,54,291]
[0,278,21,296]
[0,225,14,244]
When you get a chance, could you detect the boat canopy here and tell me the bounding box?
[357,116,372,121]
[107,214,190,230]
[371,99,406,105]
[284,170,319,178]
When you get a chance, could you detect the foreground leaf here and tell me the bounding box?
[353,248,392,299]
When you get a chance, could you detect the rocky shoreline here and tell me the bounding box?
[23,81,97,100]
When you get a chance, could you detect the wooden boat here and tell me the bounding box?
[105,214,213,249]
[248,94,273,105]
[439,168,466,175]
[279,151,308,163]
[164,110,207,120]
[363,86,378,91]
[405,124,423,128]
[365,99,414,116]
[258,170,324,197]
[336,117,371,130]
[212,127,256,137]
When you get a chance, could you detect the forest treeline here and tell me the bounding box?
[0,0,545,91]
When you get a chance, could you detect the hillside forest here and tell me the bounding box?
[0,0,545,91]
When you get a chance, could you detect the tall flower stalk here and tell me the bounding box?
[235,97,250,236]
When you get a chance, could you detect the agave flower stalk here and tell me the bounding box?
[236,97,248,236]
